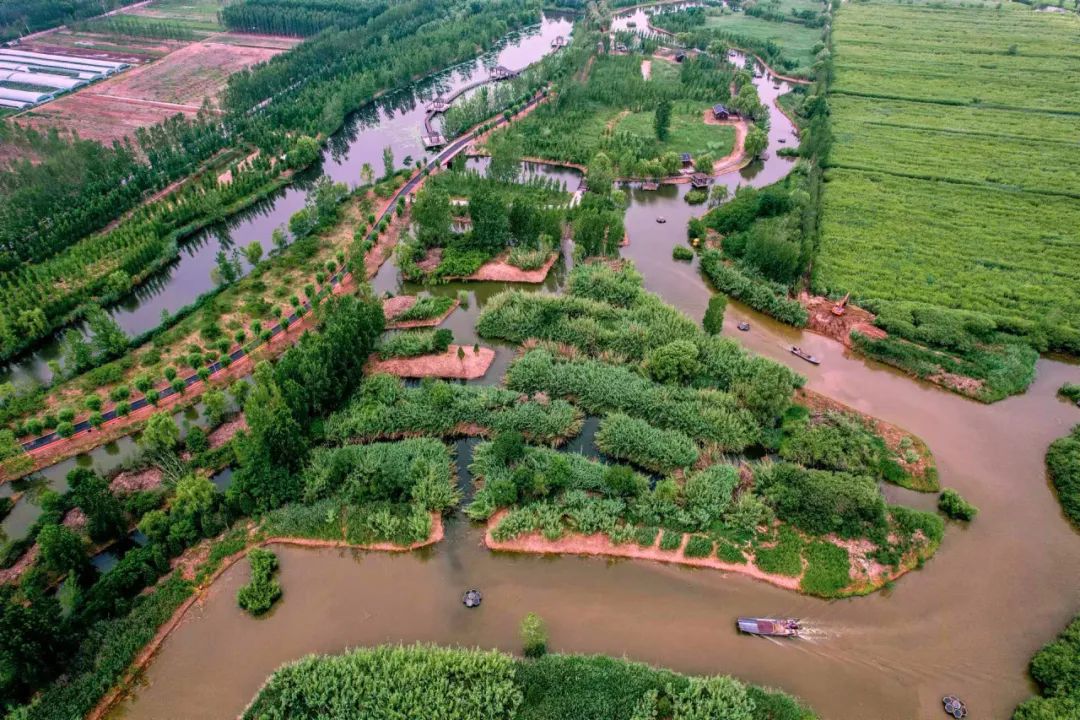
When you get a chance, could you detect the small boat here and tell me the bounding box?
[462,589,483,608]
[737,322,750,332]
[790,346,820,365]
[656,216,667,224]
[942,696,968,718]
[737,617,800,637]
[778,138,787,144]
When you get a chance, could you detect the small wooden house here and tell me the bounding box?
[421,133,446,149]
[642,181,659,191]
[690,173,710,188]
[712,104,732,120]
[674,51,687,63]
[681,152,693,167]
[427,97,449,113]
[492,65,519,81]
[551,36,568,49]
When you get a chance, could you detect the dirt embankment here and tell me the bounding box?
[367,345,496,380]
[800,292,886,348]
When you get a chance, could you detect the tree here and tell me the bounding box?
[360,162,375,186]
[244,241,264,266]
[59,329,93,376]
[645,340,701,384]
[141,411,179,455]
[85,305,127,360]
[586,151,614,194]
[468,187,510,252]
[272,226,289,253]
[487,133,522,184]
[213,249,241,285]
[744,126,767,159]
[520,612,548,658]
[285,135,320,169]
[382,145,395,179]
[654,98,672,141]
[67,468,125,543]
[204,388,228,426]
[0,585,67,706]
[412,187,452,247]
[37,524,87,575]
[604,464,646,497]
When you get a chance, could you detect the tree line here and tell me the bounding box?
[0,0,143,41]
[220,0,389,36]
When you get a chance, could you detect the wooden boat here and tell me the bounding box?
[656,216,667,224]
[737,322,750,332]
[737,617,800,637]
[790,346,820,365]
[462,589,482,608]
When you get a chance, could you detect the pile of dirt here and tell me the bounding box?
[800,292,886,347]
[367,345,495,380]
[109,467,164,494]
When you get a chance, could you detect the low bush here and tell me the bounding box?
[715,540,746,564]
[684,534,714,558]
[377,329,453,358]
[702,294,726,334]
[1059,383,1080,403]
[659,529,683,552]
[672,245,694,261]
[595,413,699,474]
[753,526,804,577]
[521,612,548,658]
[237,548,282,616]
[397,295,455,322]
[755,462,888,539]
[634,525,659,547]
[1012,614,1080,720]
[508,246,553,271]
[1046,425,1080,529]
[800,541,852,597]
[937,489,978,522]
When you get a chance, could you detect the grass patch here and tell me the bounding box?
[753,526,804,576]
[799,541,851,597]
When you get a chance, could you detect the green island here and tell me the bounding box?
[242,644,816,720]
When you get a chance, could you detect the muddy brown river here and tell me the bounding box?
[75,8,1080,720]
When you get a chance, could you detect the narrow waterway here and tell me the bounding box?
[0,14,575,388]
[23,10,1080,720]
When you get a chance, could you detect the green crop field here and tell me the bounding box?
[817,0,1080,347]
[702,12,820,74]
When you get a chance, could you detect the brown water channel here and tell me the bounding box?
[39,12,1080,720]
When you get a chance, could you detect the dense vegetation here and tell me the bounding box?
[237,548,282,616]
[242,645,817,720]
[474,263,942,597]
[0,0,144,40]
[493,53,741,177]
[651,2,827,78]
[1013,615,1080,720]
[221,0,388,36]
[817,1,1080,395]
[1046,425,1080,530]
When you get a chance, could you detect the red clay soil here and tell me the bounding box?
[367,345,496,380]
[207,415,247,450]
[87,515,443,720]
[383,296,460,329]
[799,292,886,348]
[485,511,801,591]
[109,467,165,494]
[464,251,559,283]
[0,545,39,586]
[701,108,750,175]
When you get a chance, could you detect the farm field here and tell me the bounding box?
[702,12,819,73]
[817,0,1080,348]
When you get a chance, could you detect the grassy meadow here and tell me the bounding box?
[817,1,1080,361]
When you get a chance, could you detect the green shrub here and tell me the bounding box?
[684,535,714,558]
[659,529,683,552]
[672,245,694,261]
[237,548,282,616]
[753,526,804,577]
[715,540,746,564]
[755,462,888,539]
[397,295,456,322]
[702,294,726,335]
[1046,425,1080,529]
[699,250,808,327]
[1059,383,1080,403]
[521,612,548,658]
[937,489,978,522]
[378,329,454,358]
[800,541,852,597]
[634,525,660,547]
[595,413,699,474]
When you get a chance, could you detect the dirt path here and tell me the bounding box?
[605,109,631,132]
[641,59,652,80]
[701,108,750,175]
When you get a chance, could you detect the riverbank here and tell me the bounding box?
[87,514,444,720]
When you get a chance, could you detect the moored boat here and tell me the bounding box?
[790,346,820,365]
[737,322,750,332]
[737,617,800,637]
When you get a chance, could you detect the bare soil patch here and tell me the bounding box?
[640,59,652,80]
[462,251,559,283]
[367,345,495,380]
[208,415,247,450]
[110,467,165,494]
[800,292,886,348]
[17,93,197,144]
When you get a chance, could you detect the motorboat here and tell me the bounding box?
[656,216,667,224]
[737,617,800,637]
